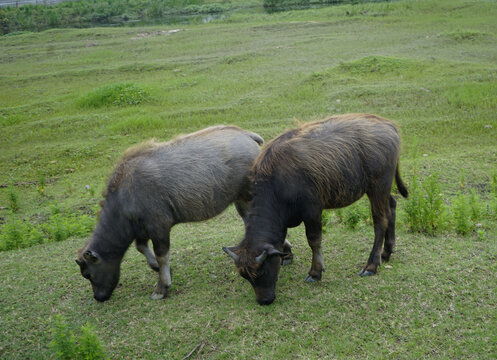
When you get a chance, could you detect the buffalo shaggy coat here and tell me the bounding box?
[76,126,263,301]
[224,114,408,305]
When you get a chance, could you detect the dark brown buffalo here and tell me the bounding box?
[76,125,263,302]
[223,114,408,305]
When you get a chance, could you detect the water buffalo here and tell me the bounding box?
[76,125,263,302]
[223,114,408,305]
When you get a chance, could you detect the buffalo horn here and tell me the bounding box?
[222,247,239,262]
[255,250,268,264]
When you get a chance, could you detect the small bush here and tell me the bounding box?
[452,192,472,235]
[41,208,94,243]
[321,210,333,234]
[468,189,482,221]
[0,207,95,252]
[50,315,108,360]
[76,323,108,360]
[50,315,77,360]
[0,218,27,251]
[404,173,446,235]
[343,201,369,230]
[37,175,47,197]
[78,83,152,108]
[322,199,370,232]
[8,187,20,213]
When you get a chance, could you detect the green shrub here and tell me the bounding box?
[50,315,108,360]
[452,192,471,235]
[343,201,369,230]
[0,207,95,252]
[404,173,447,235]
[0,218,27,251]
[8,187,20,213]
[50,315,77,360]
[41,209,94,243]
[37,175,47,197]
[322,199,370,232]
[468,189,482,221]
[76,323,108,360]
[321,210,333,234]
[78,83,152,108]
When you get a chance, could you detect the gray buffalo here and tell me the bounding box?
[77,125,263,301]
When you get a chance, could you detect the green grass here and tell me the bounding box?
[1,0,497,358]
[77,82,153,108]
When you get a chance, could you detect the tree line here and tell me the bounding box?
[0,0,386,35]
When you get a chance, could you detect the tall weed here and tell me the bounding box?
[76,323,108,360]
[322,199,370,232]
[50,315,108,360]
[404,173,446,235]
[452,192,472,235]
[468,189,482,221]
[7,187,20,213]
[0,217,44,251]
[50,315,77,360]
[0,208,95,252]
[342,201,370,230]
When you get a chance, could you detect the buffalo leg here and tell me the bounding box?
[136,240,159,272]
[360,196,389,277]
[281,238,294,266]
[150,230,171,300]
[382,195,397,262]
[304,216,324,283]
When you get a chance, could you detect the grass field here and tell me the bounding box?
[1,0,497,358]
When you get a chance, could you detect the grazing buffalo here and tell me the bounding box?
[76,125,263,302]
[223,114,408,305]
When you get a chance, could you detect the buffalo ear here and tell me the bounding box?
[266,246,288,258]
[83,250,100,264]
[222,246,239,262]
[75,259,84,266]
[255,246,288,265]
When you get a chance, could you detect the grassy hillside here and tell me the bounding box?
[1,0,496,358]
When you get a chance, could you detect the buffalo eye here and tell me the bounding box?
[239,271,249,280]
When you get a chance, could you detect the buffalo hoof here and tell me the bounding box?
[304,274,319,283]
[150,282,169,300]
[150,292,166,300]
[359,269,375,277]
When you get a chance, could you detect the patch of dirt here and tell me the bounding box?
[131,29,181,40]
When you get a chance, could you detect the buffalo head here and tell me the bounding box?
[223,245,287,305]
[76,250,120,302]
